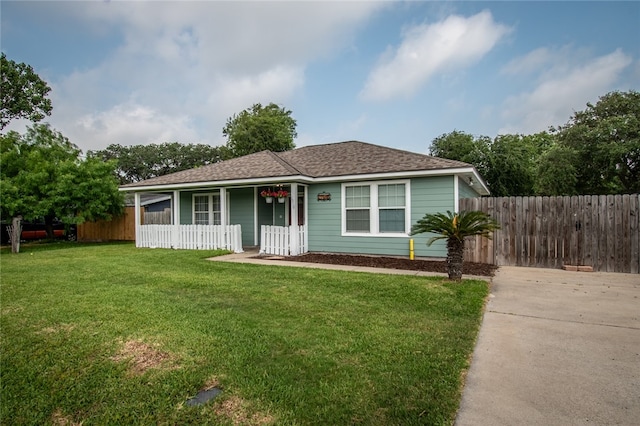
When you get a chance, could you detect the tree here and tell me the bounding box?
[534,144,579,196]
[89,142,226,185]
[429,130,491,177]
[223,103,297,158]
[411,210,499,281]
[430,131,556,196]
[1,124,124,252]
[554,90,640,194]
[1,53,53,129]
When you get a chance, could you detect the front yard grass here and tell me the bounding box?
[0,243,488,425]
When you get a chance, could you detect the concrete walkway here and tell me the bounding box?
[456,267,640,426]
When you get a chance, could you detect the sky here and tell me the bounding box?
[2,1,639,155]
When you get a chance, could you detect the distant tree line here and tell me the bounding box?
[429,90,640,196]
[90,102,297,185]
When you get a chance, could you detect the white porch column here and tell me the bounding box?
[172,190,180,249]
[134,192,141,247]
[172,190,180,225]
[254,187,259,246]
[454,175,460,213]
[220,187,228,249]
[290,183,299,255]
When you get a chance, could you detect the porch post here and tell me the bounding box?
[290,183,299,255]
[453,175,460,213]
[172,190,180,249]
[220,187,228,249]
[134,192,141,247]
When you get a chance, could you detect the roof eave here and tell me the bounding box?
[119,175,314,192]
[119,167,489,194]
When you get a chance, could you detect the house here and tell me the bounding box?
[119,141,489,257]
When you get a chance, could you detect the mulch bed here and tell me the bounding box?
[272,253,498,277]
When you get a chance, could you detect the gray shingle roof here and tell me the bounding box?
[121,141,471,188]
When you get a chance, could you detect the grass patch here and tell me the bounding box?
[1,243,488,425]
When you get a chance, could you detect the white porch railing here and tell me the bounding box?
[137,224,243,252]
[260,225,308,256]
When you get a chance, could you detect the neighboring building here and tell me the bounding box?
[120,141,488,257]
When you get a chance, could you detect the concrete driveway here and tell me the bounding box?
[456,267,640,425]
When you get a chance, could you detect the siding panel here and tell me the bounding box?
[229,187,255,246]
[307,177,455,258]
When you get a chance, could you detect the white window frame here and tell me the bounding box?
[341,180,411,237]
[192,192,222,225]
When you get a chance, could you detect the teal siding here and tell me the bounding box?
[307,182,342,253]
[307,177,455,258]
[179,191,193,224]
[229,188,255,246]
[179,189,256,247]
[410,176,454,257]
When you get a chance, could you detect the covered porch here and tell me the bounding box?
[131,183,309,255]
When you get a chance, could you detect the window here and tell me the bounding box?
[342,181,409,236]
[192,193,221,225]
[378,184,405,233]
[345,185,370,232]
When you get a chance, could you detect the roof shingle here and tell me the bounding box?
[121,141,471,188]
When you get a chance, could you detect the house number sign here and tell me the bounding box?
[317,192,331,201]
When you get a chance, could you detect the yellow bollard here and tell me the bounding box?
[409,239,415,260]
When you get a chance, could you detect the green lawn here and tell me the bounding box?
[1,243,488,425]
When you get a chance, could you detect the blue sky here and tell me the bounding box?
[2,1,638,154]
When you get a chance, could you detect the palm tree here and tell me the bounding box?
[411,210,499,281]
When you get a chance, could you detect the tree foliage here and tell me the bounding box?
[429,90,639,196]
[1,124,124,249]
[89,142,226,185]
[429,130,491,176]
[554,90,640,194]
[411,210,499,281]
[223,102,297,158]
[1,53,53,129]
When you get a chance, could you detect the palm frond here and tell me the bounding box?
[410,210,500,246]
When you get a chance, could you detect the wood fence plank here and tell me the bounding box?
[535,196,543,266]
[486,196,495,265]
[547,197,556,268]
[541,196,550,268]
[514,197,521,266]
[621,195,630,273]
[509,197,517,266]
[631,195,640,274]
[589,196,599,270]
[597,195,606,272]
[606,195,615,272]
[580,195,589,267]
[614,195,624,272]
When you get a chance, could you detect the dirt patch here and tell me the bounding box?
[110,339,177,375]
[214,396,275,426]
[38,323,76,334]
[274,253,498,277]
[51,409,82,426]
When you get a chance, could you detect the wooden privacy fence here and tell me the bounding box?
[77,207,140,242]
[460,195,639,273]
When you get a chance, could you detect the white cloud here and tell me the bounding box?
[500,49,632,134]
[501,47,556,76]
[360,10,511,101]
[207,67,305,120]
[28,1,385,151]
[72,102,203,152]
